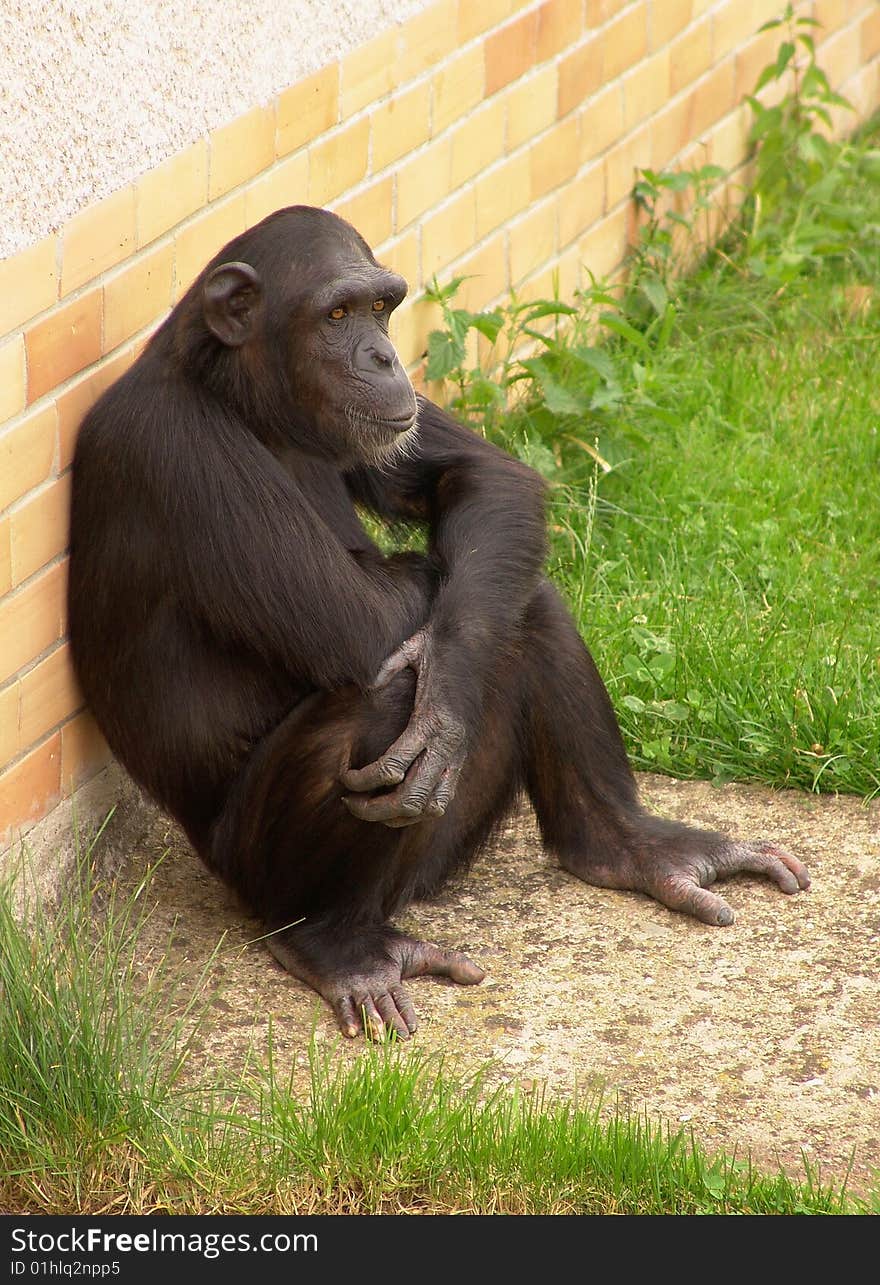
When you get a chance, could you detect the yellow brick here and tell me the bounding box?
[0,731,62,847]
[651,95,693,169]
[276,65,340,157]
[332,177,395,250]
[245,152,310,229]
[812,0,854,36]
[711,3,748,64]
[450,99,506,188]
[558,159,605,248]
[395,0,459,83]
[530,115,580,198]
[0,336,25,423]
[9,474,71,587]
[61,187,136,296]
[509,197,557,286]
[103,242,174,354]
[579,83,625,164]
[374,231,420,299]
[537,0,584,62]
[0,518,10,596]
[61,709,112,795]
[734,27,782,103]
[309,119,371,207]
[485,8,539,95]
[707,104,751,174]
[578,204,629,282]
[372,82,432,173]
[422,189,478,279]
[0,407,56,513]
[558,36,603,116]
[432,44,486,135]
[450,235,509,311]
[669,18,712,97]
[209,106,276,203]
[25,290,103,405]
[396,140,453,230]
[0,560,67,685]
[690,59,736,137]
[820,24,862,91]
[341,29,397,117]
[136,141,208,250]
[624,48,671,130]
[586,0,631,24]
[862,8,880,61]
[392,299,430,372]
[0,678,18,767]
[602,4,648,81]
[605,124,653,209]
[651,0,692,49]
[18,643,81,750]
[475,151,532,239]
[507,64,558,150]
[0,237,58,338]
[56,347,136,471]
[174,195,248,298]
[459,0,514,44]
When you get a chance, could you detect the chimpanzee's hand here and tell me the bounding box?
[340,627,467,827]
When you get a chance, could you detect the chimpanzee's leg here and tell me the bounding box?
[520,581,810,926]
[207,670,521,1038]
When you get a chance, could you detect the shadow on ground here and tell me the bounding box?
[37,768,880,1196]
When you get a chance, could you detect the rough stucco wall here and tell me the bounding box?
[0,0,433,259]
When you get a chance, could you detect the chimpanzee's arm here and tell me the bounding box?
[341,395,548,822]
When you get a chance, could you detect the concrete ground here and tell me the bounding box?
[9,764,880,1198]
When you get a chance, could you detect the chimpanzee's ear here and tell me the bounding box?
[202,261,263,347]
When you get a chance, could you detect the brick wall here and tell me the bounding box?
[1,0,879,850]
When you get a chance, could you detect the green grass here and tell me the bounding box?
[0,852,868,1214]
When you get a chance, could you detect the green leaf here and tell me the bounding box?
[599,311,649,350]
[425,328,464,381]
[469,310,505,343]
[639,275,668,316]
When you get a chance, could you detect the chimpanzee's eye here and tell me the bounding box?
[371,299,386,312]
[329,306,346,321]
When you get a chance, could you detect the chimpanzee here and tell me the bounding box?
[68,206,810,1039]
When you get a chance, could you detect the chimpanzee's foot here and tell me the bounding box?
[560,818,810,927]
[267,923,485,1039]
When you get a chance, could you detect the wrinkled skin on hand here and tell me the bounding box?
[341,626,467,827]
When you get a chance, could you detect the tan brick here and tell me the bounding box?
[690,59,735,138]
[332,177,395,249]
[670,19,713,97]
[820,24,862,91]
[650,0,692,49]
[209,106,275,203]
[0,407,56,513]
[450,235,509,311]
[61,187,136,296]
[341,29,397,117]
[862,8,880,61]
[578,203,629,282]
[56,347,135,471]
[62,709,112,795]
[734,27,782,103]
[450,99,506,188]
[25,290,102,405]
[603,5,648,81]
[9,474,71,587]
[276,65,340,157]
[136,141,208,250]
[558,159,605,247]
[651,94,693,169]
[18,643,80,750]
[0,336,26,422]
[475,151,532,239]
[309,118,371,207]
[174,195,248,298]
[0,678,18,768]
[0,518,10,596]
[378,231,420,297]
[586,0,631,25]
[432,44,485,136]
[536,0,584,62]
[485,9,539,95]
[422,189,478,278]
[459,0,514,44]
[372,81,432,173]
[103,242,174,354]
[558,36,603,116]
[711,2,750,64]
[0,237,58,338]
[0,731,62,847]
[509,197,557,286]
[396,139,453,230]
[579,83,625,163]
[530,115,580,198]
[507,64,558,150]
[605,123,653,209]
[395,0,459,83]
[394,296,434,374]
[813,0,855,36]
[0,560,67,685]
[624,48,671,129]
[707,103,751,173]
[245,153,310,229]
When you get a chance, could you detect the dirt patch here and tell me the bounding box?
[19,768,880,1196]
